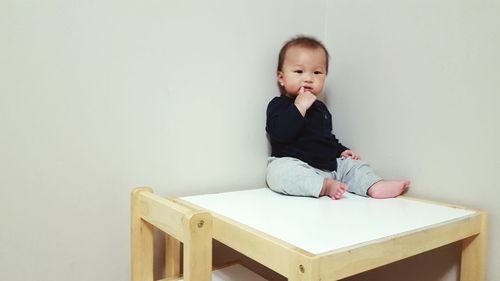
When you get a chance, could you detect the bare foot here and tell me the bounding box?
[320,179,348,200]
[367,180,410,199]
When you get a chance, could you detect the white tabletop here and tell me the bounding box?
[182,188,475,255]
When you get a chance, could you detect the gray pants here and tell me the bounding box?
[266,157,382,197]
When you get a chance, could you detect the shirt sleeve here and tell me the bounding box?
[324,103,349,156]
[266,97,305,143]
[334,137,349,157]
[330,125,349,157]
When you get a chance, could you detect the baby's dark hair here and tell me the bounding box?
[277,35,330,73]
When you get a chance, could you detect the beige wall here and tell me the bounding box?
[0,0,325,280]
[1,0,498,280]
[325,1,500,280]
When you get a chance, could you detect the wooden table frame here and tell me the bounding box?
[131,187,213,281]
[132,187,487,281]
[200,203,487,280]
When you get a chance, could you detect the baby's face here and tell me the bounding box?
[278,46,327,97]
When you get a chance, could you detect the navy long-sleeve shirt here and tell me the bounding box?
[266,95,349,171]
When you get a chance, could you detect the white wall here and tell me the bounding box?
[0,0,326,280]
[325,1,500,280]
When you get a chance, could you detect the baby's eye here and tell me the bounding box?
[314,71,323,75]
[293,70,303,74]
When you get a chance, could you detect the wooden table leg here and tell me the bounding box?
[165,234,181,278]
[460,212,488,281]
[132,188,155,281]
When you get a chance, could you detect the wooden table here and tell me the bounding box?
[177,188,487,281]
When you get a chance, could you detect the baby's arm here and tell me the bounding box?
[341,150,361,160]
[266,97,306,143]
[294,87,316,116]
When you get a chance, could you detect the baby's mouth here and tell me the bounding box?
[303,86,313,91]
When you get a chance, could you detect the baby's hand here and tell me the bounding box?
[341,150,361,160]
[294,87,316,116]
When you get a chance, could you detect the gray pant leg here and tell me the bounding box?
[266,157,331,198]
[335,157,382,196]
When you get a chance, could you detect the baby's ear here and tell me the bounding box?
[277,71,284,84]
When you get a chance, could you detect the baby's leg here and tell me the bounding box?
[367,180,410,199]
[320,179,348,200]
[266,157,332,198]
[335,157,382,197]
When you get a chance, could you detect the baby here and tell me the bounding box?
[266,35,410,199]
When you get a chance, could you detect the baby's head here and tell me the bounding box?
[276,35,330,97]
